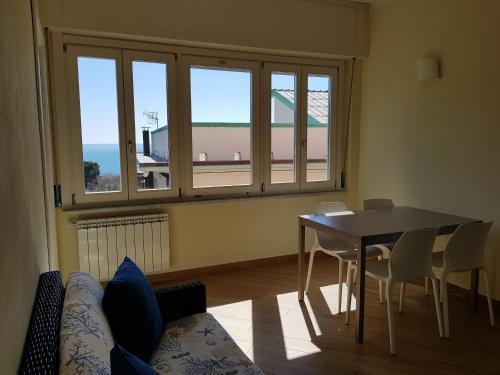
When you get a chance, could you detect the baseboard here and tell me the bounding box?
[148,253,297,285]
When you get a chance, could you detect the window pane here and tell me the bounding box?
[189,66,252,188]
[271,72,296,184]
[78,57,122,193]
[306,74,331,182]
[132,61,170,191]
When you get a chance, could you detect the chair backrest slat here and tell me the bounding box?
[389,228,438,283]
[444,222,493,272]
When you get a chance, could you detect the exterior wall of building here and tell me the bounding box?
[192,127,251,161]
[273,97,295,124]
[151,124,328,162]
[151,127,169,161]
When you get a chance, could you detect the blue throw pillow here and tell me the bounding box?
[111,344,160,374]
[103,257,164,362]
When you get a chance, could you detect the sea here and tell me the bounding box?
[83,144,143,175]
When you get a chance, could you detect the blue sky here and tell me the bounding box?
[78,57,330,144]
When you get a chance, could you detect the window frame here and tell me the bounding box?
[122,50,180,200]
[299,65,339,192]
[66,45,130,204]
[54,33,346,210]
[179,55,262,198]
[262,63,302,193]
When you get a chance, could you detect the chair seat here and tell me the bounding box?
[365,259,390,280]
[432,252,445,268]
[321,244,382,260]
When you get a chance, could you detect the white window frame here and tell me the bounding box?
[179,55,261,198]
[122,50,180,200]
[66,45,129,204]
[262,63,302,193]
[299,65,339,192]
[52,33,345,209]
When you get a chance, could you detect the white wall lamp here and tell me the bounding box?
[416,57,440,80]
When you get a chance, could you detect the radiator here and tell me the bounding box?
[75,214,170,280]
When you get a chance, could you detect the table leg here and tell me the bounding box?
[471,268,479,311]
[355,238,366,342]
[298,221,306,301]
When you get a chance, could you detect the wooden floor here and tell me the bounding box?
[155,254,500,375]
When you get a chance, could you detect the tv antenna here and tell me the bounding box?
[143,111,159,129]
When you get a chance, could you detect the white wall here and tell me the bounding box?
[0,0,50,371]
[359,0,500,300]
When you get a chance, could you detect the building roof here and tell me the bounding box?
[272,89,329,124]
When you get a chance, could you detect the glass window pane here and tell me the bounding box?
[78,57,122,193]
[271,72,296,184]
[132,61,170,191]
[306,74,331,182]
[189,66,252,188]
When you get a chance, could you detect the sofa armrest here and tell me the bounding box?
[155,281,207,323]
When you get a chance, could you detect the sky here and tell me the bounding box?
[78,57,330,144]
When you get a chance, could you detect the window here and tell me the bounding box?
[122,51,179,200]
[181,56,261,197]
[263,63,338,193]
[59,37,341,208]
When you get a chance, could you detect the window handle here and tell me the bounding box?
[301,140,307,149]
[127,141,134,159]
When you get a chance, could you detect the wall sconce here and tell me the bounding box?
[416,58,440,80]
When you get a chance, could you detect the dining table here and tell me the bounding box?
[297,205,481,342]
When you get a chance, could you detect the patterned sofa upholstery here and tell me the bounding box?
[20,271,264,375]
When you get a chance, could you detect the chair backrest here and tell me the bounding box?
[363,198,395,210]
[388,228,438,283]
[443,221,493,272]
[315,202,350,249]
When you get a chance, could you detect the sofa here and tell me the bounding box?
[19,271,263,374]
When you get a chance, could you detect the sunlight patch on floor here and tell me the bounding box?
[319,283,357,315]
[276,293,322,359]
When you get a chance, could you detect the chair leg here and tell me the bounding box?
[482,269,495,327]
[431,277,444,338]
[305,250,316,294]
[399,282,405,313]
[338,259,344,314]
[386,282,396,354]
[345,263,354,325]
[425,277,429,296]
[378,255,384,304]
[441,273,450,338]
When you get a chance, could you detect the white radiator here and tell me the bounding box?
[75,214,170,280]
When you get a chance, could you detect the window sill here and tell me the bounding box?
[62,188,347,215]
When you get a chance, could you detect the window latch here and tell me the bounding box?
[127,141,134,159]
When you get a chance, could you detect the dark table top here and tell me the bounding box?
[300,206,480,245]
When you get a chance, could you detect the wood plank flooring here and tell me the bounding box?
[154,254,500,374]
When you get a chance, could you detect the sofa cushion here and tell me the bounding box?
[60,272,114,374]
[149,312,264,375]
[111,344,160,374]
[103,257,165,362]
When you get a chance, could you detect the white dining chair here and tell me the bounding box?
[362,199,398,305]
[432,221,494,338]
[346,228,444,354]
[305,202,383,317]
